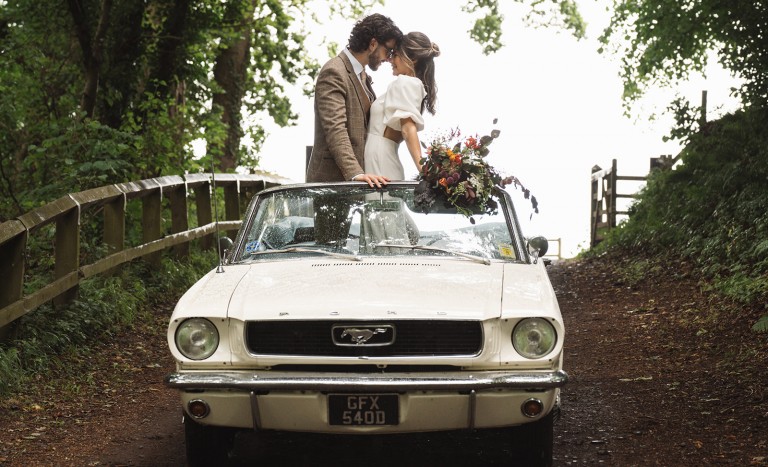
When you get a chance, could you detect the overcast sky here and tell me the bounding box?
[252,0,741,258]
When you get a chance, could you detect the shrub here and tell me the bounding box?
[591,107,768,331]
[0,250,217,396]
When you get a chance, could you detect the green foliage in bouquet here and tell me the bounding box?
[415,119,538,220]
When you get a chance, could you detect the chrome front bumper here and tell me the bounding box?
[165,369,568,392]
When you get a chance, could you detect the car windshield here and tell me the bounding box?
[231,184,523,263]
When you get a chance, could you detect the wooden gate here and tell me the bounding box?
[590,159,648,247]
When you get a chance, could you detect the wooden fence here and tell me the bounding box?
[0,172,289,338]
[590,155,681,247]
[590,159,646,247]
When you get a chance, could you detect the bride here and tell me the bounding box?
[364,32,440,180]
[361,32,439,248]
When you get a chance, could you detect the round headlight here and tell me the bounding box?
[175,318,220,360]
[512,318,557,359]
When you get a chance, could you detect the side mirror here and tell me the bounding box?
[527,236,549,264]
[218,236,234,261]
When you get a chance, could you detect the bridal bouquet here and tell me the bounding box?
[415,119,538,220]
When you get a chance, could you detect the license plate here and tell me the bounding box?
[328,394,399,426]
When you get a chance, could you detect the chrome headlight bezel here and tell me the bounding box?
[175,318,220,360]
[512,317,558,359]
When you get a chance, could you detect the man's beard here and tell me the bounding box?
[368,51,382,71]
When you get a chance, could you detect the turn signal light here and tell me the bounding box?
[521,398,543,418]
[187,399,210,419]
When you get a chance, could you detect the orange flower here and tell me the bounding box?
[438,177,448,187]
[447,150,461,164]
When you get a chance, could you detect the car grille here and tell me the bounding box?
[245,320,483,357]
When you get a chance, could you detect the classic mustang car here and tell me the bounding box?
[165,181,567,466]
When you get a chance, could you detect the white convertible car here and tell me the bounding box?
[165,181,567,466]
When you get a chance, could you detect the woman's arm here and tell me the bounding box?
[400,117,422,172]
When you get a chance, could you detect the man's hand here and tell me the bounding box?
[352,173,390,188]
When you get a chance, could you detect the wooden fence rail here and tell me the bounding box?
[0,172,289,337]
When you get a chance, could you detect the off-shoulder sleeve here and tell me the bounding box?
[383,76,426,131]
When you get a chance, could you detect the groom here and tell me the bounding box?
[306,13,401,187]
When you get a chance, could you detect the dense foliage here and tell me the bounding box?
[600,0,768,111]
[591,107,768,332]
[0,0,373,222]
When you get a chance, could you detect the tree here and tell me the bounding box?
[0,0,369,220]
[210,0,327,172]
[465,0,586,54]
[599,0,768,111]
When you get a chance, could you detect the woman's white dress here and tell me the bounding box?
[362,76,425,248]
[364,75,426,180]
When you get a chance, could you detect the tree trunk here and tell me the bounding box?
[67,0,112,118]
[100,2,147,129]
[210,0,257,172]
[152,0,191,97]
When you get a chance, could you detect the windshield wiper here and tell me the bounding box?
[247,247,362,262]
[372,242,491,265]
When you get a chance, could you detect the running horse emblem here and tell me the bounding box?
[340,327,388,345]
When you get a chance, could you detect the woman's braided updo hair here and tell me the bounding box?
[398,32,440,115]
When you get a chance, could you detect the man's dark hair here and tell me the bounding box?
[347,13,402,53]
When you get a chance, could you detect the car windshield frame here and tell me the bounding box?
[228,182,530,264]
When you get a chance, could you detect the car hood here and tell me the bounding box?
[173,259,559,322]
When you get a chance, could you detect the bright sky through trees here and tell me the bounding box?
[254,0,740,257]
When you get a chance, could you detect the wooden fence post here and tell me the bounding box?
[142,189,162,267]
[241,180,265,216]
[104,194,126,256]
[224,184,240,240]
[195,181,213,250]
[608,159,618,229]
[168,185,189,259]
[0,223,26,336]
[590,165,602,248]
[53,206,80,306]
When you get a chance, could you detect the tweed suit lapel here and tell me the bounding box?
[359,78,372,127]
[340,53,372,127]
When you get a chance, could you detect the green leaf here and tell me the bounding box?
[752,315,768,333]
